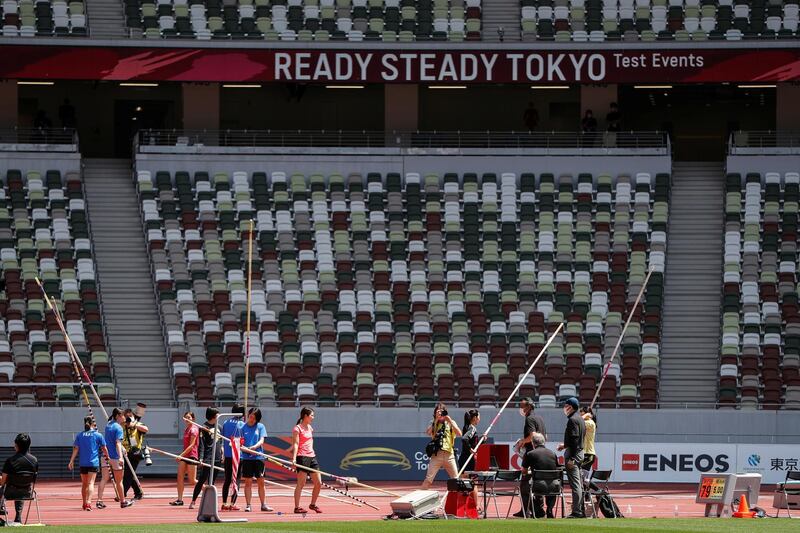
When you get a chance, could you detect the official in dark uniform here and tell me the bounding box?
[557,397,586,518]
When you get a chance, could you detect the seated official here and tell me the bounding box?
[519,432,560,519]
[0,433,38,525]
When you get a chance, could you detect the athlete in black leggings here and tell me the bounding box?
[189,408,219,509]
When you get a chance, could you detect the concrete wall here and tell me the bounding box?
[727,155,800,178]
[136,151,671,182]
[3,407,798,447]
[0,151,80,176]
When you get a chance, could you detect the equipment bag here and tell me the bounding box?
[596,493,624,518]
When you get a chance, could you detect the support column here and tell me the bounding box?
[384,84,419,132]
[181,82,220,131]
[580,84,618,131]
[0,81,18,129]
[776,83,800,131]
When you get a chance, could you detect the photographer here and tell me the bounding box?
[421,403,462,488]
[121,405,148,500]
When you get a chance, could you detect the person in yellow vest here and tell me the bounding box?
[421,403,462,488]
[121,406,148,500]
[580,406,597,478]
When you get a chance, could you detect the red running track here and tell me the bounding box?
[26,479,780,526]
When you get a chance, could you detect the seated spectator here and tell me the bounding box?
[519,432,560,519]
[0,433,39,525]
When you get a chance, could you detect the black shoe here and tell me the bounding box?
[121,500,135,508]
[567,512,586,519]
[546,512,555,519]
[512,510,526,518]
[133,493,144,501]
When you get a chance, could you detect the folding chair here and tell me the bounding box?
[583,469,615,518]
[486,469,524,518]
[776,470,800,518]
[528,468,566,519]
[1,470,41,525]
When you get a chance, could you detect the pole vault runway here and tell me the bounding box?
[28,480,780,525]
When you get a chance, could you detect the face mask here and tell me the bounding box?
[519,408,527,417]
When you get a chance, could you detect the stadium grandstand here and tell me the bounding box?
[0,3,799,529]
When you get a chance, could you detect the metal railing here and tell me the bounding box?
[137,129,669,151]
[0,127,78,147]
[729,130,800,153]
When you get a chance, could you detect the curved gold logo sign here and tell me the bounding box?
[340,447,412,471]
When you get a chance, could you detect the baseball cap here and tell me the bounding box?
[563,397,580,410]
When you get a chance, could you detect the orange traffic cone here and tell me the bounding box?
[732,495,756,519]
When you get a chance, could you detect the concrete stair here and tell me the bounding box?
[84,0,128,38]
[659,161,725,406]
[83,158,173,405]
[481,0,521,42]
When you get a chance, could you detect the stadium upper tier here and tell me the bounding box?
[720,171,800,410]
[3,0,795,41]
[521,0,800,42]
[0,169,115,406]
[124,0,483,41]
[136,170,668,407]
[1,0,86,36]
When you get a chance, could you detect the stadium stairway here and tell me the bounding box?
[659,162,724,406]
[83,159,173,405]
[481,0,520,41]
[84,0,128,38]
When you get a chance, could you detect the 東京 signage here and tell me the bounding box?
[1,45,800,84]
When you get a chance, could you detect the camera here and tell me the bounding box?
[440,409,448,417]
[126,416,135,425]
[142,446,153,466]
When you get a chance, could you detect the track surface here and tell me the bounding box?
[22,480,781,526]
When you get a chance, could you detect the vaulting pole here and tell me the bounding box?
[148,447,358,505]
[588,266,655,411]
[455,322,564,479]
[36,277,143,495]
[185,417,395,505]
[243,218,255,413]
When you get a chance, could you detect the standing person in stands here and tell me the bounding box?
[121,407,147,501]
[189,408,220,510]
[606,102,621,132]
[557,397,586,519]
[241,408,273,513]
[514,397,547,457]
[97,408,132,509]
[68,416,108,511]
[170,411,199,506]
[291,407,322,515]
[221,404,245,511]
[580,406,597,475]
[0,434,38,526]
[421,403,462,489]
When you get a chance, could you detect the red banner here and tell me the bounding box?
[2,45,800,84]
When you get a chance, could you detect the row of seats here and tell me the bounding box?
[0,170,116,407]
[521,0,800,41]
[719,171,800,410]
[1,0,87,36]
[125,0,481,41]
[137,169,668,407]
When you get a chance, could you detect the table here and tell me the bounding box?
[466,470,498,519]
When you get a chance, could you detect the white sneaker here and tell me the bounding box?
[244,505,252,512]
[261,504,274,512]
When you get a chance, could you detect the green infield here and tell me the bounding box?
[39,518,798,533]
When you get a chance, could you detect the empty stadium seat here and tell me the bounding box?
[0,169,115,406]
[138,169,669,407]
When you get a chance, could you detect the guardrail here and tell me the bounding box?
[0,398,789,410]
[729,130,800,153]
[0,127,78,148]
[137,129,669,151]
